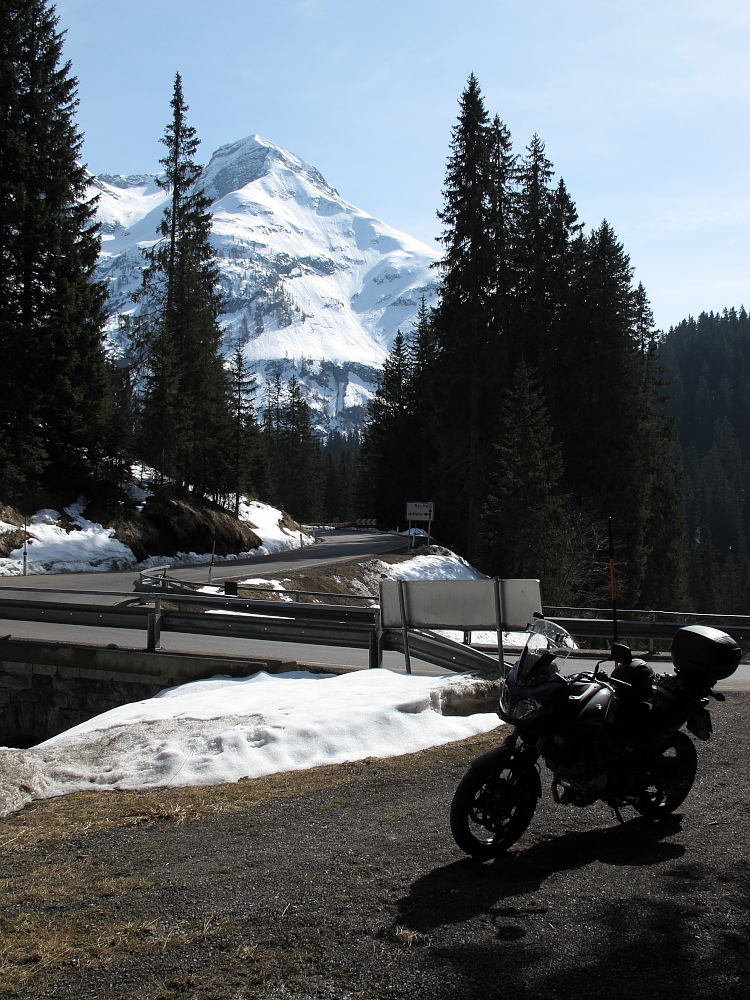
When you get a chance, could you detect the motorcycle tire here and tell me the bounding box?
[450,754,538,860]
[634,730,698,819]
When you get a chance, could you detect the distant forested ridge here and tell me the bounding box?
[659,307,750,613]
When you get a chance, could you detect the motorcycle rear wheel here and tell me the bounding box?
[450,756,538,860]
[634,731,698,818]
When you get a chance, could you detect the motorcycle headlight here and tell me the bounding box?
[499,679,511,715]
[510,697,543,721]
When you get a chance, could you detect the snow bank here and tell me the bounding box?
[0,498,311,576]
[0,669,500,817]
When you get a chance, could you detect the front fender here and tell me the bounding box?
[469,740,542,797]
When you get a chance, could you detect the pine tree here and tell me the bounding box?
[404,296,438,499]
[359,330,414,526]
[133,72,232,498]
[513,134,555,377]
[430,74,498,558]
[275,375,323,523]
[0,0,109,503]
[226,345,268,513]
[322,434,359,524]
[636,302,688,611]
[485,115,517,371]
[480,363,575,603]
[659,307,750,609]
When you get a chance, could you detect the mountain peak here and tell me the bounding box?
[95,133,440,433]
[202,134,339,203]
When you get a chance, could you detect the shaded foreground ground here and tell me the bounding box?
[1,696,749,1000]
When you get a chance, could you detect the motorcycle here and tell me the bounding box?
[450,617,742,859]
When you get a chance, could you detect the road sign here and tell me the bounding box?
[406,501,434,521]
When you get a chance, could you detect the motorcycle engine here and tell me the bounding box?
[546,751,609,807]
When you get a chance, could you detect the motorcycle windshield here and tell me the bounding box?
[515,621,572,686]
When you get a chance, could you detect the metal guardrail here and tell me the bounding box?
[135,566,202,595]
[0,592,499,674]
[382,629,503,674]
[135,568,377,604]
[0,597,150,630]
[544,612,750,647]
[2,590,749,676]
[146,595,383,669]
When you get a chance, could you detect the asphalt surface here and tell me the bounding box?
[0,529,408,599]
[2,529,749,683]
[0,528,431,668]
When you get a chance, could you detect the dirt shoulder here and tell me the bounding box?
[1,696,749,1000]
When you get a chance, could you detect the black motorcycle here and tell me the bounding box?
[450,618,742,859]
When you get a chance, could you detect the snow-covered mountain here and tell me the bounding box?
[92,135,441,432]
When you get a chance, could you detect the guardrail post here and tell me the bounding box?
[398,581,412,674]
[368,630,379,670]
[147,597,162,651]
[649,612,656,654]
[493,577,506,671]
[372,607,383,669]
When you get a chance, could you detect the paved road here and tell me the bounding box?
[0,528,445,671]
[0,528,408,600]
[2,530,748,687]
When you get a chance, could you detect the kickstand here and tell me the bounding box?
[611,803,626,825]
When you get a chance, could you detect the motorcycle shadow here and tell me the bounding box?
[396,813,686,934]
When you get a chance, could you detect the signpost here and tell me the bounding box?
[405,501,435,550]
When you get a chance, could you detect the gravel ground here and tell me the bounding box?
[1,694,749,1000]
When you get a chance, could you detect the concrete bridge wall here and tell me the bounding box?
[0,639,288,748]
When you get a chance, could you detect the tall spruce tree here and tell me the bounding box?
[485,115,517,373]
[513,134,555,377]
[226,345,268,513]
[404,296,437,499]
[362,75,687,607]
[430,74,498,558]
[0,0,108,503]
[659,307,750,610]
[480,363,570,590]
[322,431,359,524]
[359,330,415,526]
[134,72,232,498]
[270,375,323,523]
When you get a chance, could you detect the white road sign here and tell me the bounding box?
[406,501,435,520]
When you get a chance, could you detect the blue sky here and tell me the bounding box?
[54,0,748,333]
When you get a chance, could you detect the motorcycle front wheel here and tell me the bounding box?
[450,756,538,860]
[634,730,698,818]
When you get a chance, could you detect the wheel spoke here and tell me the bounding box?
[634,732,697,818]
[451,758,538,858]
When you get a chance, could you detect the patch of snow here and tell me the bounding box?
[0,669,500,817]
[0,498,312,576]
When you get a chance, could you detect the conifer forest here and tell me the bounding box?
[1,4,747,616]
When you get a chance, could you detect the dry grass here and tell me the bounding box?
[0,732,500,995]
[130,938,323,1000]
[0,909,233,995]
[0,865,153,908]
[0,730,497,855]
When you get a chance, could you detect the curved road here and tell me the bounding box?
[2,531,748,686]
[0,528,407,600]
[0,529,442,673]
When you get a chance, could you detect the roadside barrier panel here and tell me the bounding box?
[378,579,542,673]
